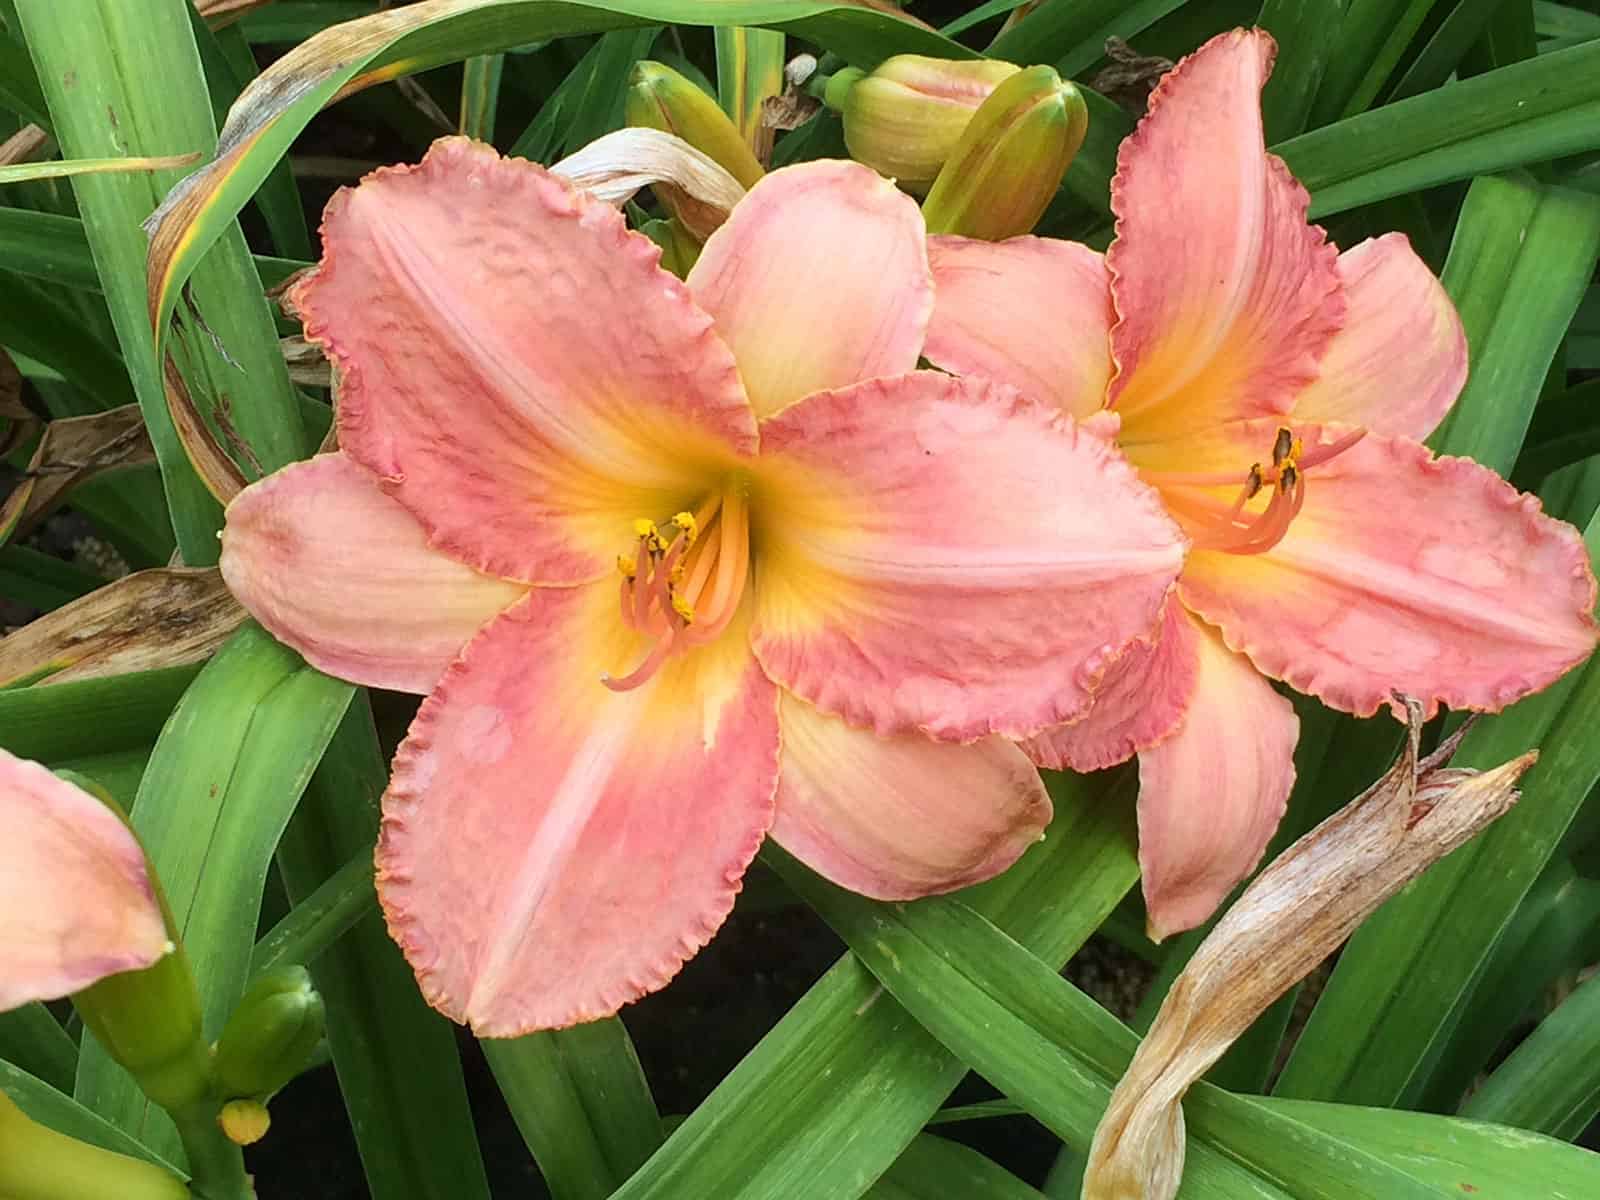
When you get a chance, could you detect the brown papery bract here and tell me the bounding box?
[1082,696,1535,1200]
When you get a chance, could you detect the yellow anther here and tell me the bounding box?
[671,592,695,624]
[1245,463,1264,498]
[1271,427,1295,467]
[632,518,658,540]
[617,554,637,579]
[672,511,699,544]
[669,559,687,586]
[1279,463,1300,492]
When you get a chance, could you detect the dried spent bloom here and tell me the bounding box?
[220,139,1187,1034]
[1082,699,1534,1200]
[923,27,1597,939]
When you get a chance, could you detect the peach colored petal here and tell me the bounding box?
[292,136,756,586]
[686,159,932,419]
[771,691,1051,901]
[0,751,170,1009]
[1107,30,1344,452]
[1290,233,1467,441]
[750,372,1186,742]
[924,234,1114,422]
[221,454,527,694]
[1179,425,1599,719]
[1025,596,1199,772]
[376,583,778,1035]
[1137,612,1299,941]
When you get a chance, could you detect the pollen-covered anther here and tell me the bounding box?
[603,486,751,692]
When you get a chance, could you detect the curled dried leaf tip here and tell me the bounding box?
[1082,696,1534,1200]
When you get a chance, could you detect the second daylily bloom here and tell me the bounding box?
[923,28,1598,937]
[220,139,1185,1034]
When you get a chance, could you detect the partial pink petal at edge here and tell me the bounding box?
[377,584,779,1035]
[0,751,170,1009]
[1137,612,1299,941]
[772,692,1051,901]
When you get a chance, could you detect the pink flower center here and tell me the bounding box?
[602,485,752,692]
[1151,426,1366,555]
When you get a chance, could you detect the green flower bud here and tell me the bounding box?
[829,55,1021,194]
[626,60,764,240]
[921,66,1089,241]
[213,965,325,1101]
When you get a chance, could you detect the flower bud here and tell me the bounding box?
[218,1099,272,1147]
[828,55,1021,194]
[626,60,764,239]
[921,65,1088,241]
[212,965,325,1101]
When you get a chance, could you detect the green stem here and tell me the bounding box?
[171,1102,252,1200]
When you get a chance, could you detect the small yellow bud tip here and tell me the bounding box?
[219,1099,271,1146]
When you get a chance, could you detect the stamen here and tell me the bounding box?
[601,624,680,692]
[1271,427,1294,467]
[1296,427,1366,470]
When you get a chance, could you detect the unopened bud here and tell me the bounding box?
[922,65,1088,241]
[828,55,1021,194]
[218,1099,272,1147]
[213,965,325,1101]
[626,60,764,238]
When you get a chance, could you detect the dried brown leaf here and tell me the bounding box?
[0,567,245,685]
[551,128,747,240]
[0,348,36,458]
[0,405,155,545]
[1082,697,1534,1200]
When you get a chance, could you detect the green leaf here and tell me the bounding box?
[1461,968,1600,1137]
[276,700,493,1200]
[16,0,309,563]
[1257,0,1351,142]
[0,1004,76,1095]
[460,54,507,141]
[869,1134,1046,1200]
[0,269,134,408]
[0,543,102,610]
[483,1018,664,1199]
[610,771,1138,1200]
[986,0,1190,77]
[1429,174,1600,474]
[1385,0,1512,101]
[1310,0,1444,123]
[1274,509,1600,1109]
[74,626,353,1159]
[715,26,784,148]
[1277,39,1600,217]
[0,664,196,760]
[249,842,376,978]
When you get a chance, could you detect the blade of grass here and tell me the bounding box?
[249,841,376,978]
[0,664,196,759]
[1311,0,1443,122]
[1428,175,1600,474]
[1385,0,1509,100]
[869,1134,1046,1200]
[0,543,102,610]
[1257,0,1350,142]
[275,699,493,1200]
[986,0,1190,76]
[16,0,309,563]
[0,270,135,407]
[460,54,506,141]
[482,1018,663,1200]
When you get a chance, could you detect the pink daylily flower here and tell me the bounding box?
[0,749,171,1010]
[218,138,1186,1034]
[923,29,1599,939]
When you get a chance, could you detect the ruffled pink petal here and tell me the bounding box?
[293,136,757,585]
[376,583,778,1035]
[686,160,932,419]
[221,454,527,694]
[0,751,170,1008]
[1107,29,1344,458]
[751,371,1186,742]
[924,235,1114,422]
[1025,595,1199,772]
[771,692,1051,901]
[1289,233,1467,441]
[1179,425,1600,718]
[1137,611,1299,941]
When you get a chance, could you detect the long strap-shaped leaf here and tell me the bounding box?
[609,771,1140,1200]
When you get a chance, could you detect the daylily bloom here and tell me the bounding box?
[0,749,171,1010]
[219,138,1186,1034]
[922,29,1598,938]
